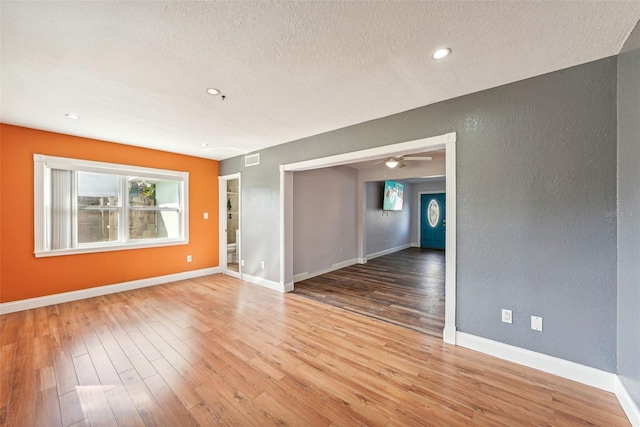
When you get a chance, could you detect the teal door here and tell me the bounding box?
[420,193,446,249]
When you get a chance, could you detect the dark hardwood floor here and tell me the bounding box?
[294,248,445,337]
[0,275,629,426]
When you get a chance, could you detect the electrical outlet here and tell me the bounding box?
[186,255,192,262]
[261,261,265,269]
[203,212,209,219]
[531,316,543,331]
[501,309,512,324]
[241,259,245,267]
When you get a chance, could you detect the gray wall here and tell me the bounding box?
[221,57,618,372]
[365,181,411,256]
[293,166,358,276]
[410,178,446,245]
[456,60,617,372]
[233,154,281,280]
[617,21,640,407]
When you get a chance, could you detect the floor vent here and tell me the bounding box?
[245,153,260,167]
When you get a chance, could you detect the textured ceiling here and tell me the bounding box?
[2,2,639,160]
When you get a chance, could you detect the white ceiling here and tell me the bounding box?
[2,2,639,161]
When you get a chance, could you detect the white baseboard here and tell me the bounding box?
[366,243,411,261]
[283,281,294,293]
[332,258,357,270]
[293,272,309,282]
[293,258,358,283]
[443,326,457,344]
[222,269,241,280]
[411,242,420,248]
[456,332,616,392]
[616,377,640,427]
[357,257,367,264]
[0,267,220,315]
[242,273,286,293]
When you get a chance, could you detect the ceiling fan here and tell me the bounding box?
[373,155,433,169]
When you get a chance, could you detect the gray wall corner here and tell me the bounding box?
[617,18,640,408]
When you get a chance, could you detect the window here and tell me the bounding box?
[34,154,189,257]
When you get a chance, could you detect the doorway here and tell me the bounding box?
[219,173,241,278]
[420,193,446,249]
[281,132,458,344]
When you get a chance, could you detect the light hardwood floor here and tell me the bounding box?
[0,275,629,426]
[294,248,445,337]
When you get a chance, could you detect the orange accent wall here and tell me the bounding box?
[0,124,219,303]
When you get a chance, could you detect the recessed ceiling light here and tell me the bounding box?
[206,88,221,95]
[432,48,451,60]
[201,143,209,147]
[65,113,80,120]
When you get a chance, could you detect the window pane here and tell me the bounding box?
[129,210,180,240]
[129,178,179,208]
[78,172,119,207]
[129,178,156,207]
[155,181,179,208]
[78,210,119,243]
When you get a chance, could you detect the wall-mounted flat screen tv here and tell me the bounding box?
[383,180,404,211]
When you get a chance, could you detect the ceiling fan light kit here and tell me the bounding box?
[385,158,400,168]
[381,155,433,169]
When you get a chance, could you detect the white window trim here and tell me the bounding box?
[34,154,189,258]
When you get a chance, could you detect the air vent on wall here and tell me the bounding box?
[245,153,260,167]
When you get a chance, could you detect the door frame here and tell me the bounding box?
[418,191,446,249]
[281,132,457,344]
[218,173,242,279]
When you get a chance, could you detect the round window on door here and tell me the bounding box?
[427,199,440,227]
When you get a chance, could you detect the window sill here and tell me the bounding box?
[34,239,189,258]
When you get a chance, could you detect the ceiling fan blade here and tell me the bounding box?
[398,161,406,168]
[402,156,432,161]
